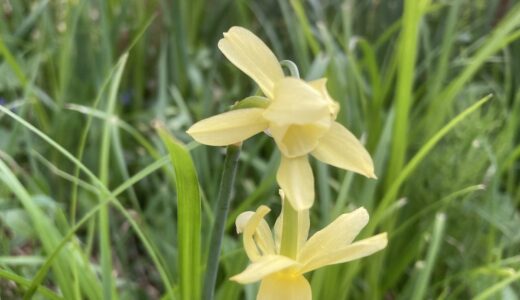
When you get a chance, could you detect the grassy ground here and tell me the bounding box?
[0,0,519,299]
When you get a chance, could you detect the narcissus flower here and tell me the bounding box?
[187,26,375,210]
[231,194,387,300]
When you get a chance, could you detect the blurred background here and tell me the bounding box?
[0,0,519,299]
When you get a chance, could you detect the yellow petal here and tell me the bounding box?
[311,122,376,178]
[257,273,311,300]
[307,78,339,118]
[241,206,273,261]
[298,208,369,263]
[186,108,268,146]
[276,156,314,210]
[299,233,388,273]
[230,255,298,284]
[218,27,284,99]
[263,77,330,125]
[270,123,331,158]
[236,211,276,256]
[236,211,255,234]
[273,190,284,250]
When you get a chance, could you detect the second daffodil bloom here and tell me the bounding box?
[187,26,375,210]
[230,195,387,300]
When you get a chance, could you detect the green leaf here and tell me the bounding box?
[373,94,493,230]
[411,213,446,300]
[157,125,201,300]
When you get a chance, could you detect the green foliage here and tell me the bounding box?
[157,125,201,300]
[0,0,519,299]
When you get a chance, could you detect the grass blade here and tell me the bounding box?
[372,94,493,230]
[474,270,520,300]
[410,213,446,300]
[97,52,128,300]
[0,268,63,300]
[0,104,175,298]
[386,0,431,184]
[157,125,202,300]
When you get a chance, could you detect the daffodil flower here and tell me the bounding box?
[231,193,387,300]
[187,26,375,210]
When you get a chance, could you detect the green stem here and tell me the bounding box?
[203,144,241,300]
[280,60,300,78]
[279,199,299,259]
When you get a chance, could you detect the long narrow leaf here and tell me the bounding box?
[157,125,202,300]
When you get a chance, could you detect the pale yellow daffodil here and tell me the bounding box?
[187,26,375,210]
[231,193,387,300]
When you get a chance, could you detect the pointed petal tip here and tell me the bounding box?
[217,38,224,49]
[354,206,369,216]
[312,122,377,178]
[277,156,315,212]
[221,26,241,39]
[381,232,389,243]
[185,127,201,143]
[279,188,312,211]
[217,26,283,98]
[185,127,194,135]
[369,232,389,251]
[376,232,389,250]
[359,159,376,179]
[225,26,245,34]
[229,274,242,283]
[235,211,256,234]
[184,126,211,145]
[229,273,253,284]
[368,170,377,179]
[358,164,376,179]
[185,109,268,146]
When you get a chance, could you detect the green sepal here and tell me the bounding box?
[231,96,270,110]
